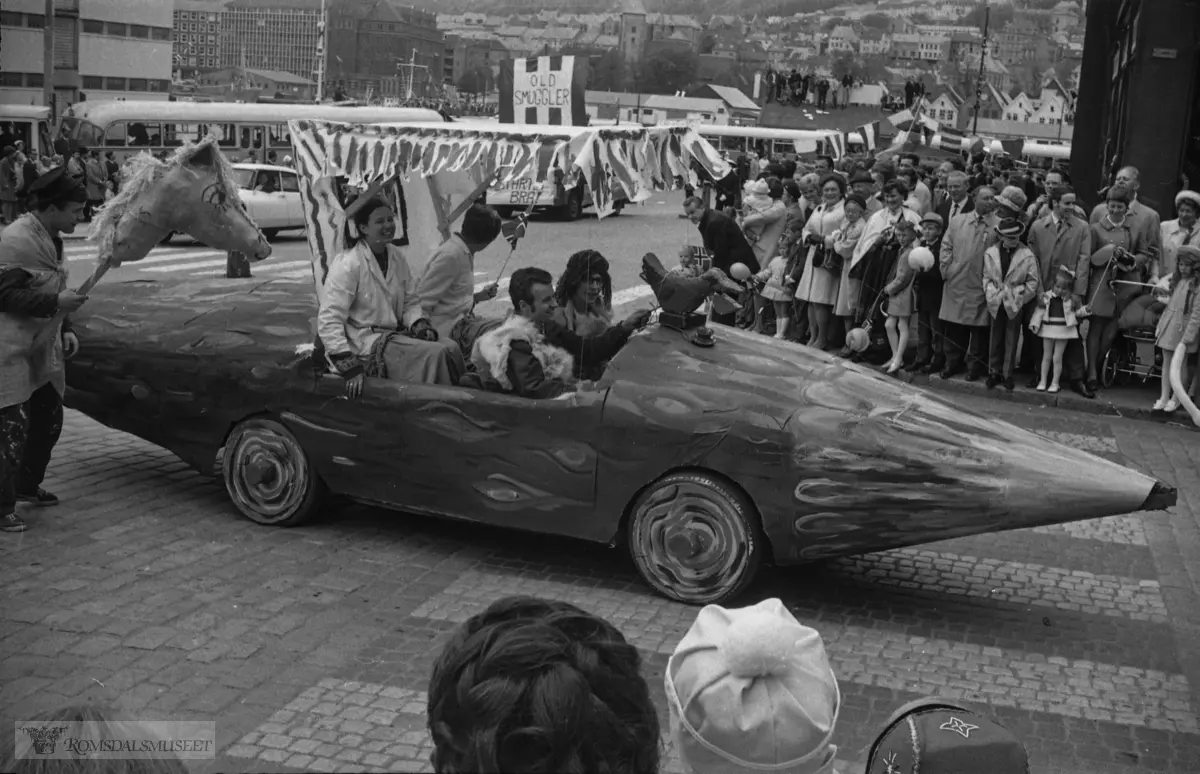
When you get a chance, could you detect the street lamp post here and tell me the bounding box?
[972,2,990,137]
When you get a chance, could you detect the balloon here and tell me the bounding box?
[730,263,752,281]
[846,327,870,353]
[908,246,935,271]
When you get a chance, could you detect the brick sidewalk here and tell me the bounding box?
[1,404,1198,774]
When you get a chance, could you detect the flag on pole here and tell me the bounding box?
[857,120,881,151]
[827,132,846,160]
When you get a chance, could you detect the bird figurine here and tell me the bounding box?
[641,252,742,317]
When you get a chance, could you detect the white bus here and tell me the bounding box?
[690,124,841,160]
[58,101,446,164]
[0,105,53,159]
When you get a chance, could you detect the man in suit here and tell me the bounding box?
[1026,186,1095,397]
[939,186,998,380]
[1026,167,1067,222]
[683,196,759,326]
[1089,167,1160,264]
[935,170,974,225]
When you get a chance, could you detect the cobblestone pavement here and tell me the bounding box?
[1,395,1197,774]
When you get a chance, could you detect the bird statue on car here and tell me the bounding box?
[641,252,743,330]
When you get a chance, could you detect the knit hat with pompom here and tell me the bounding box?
[665,598,840,774]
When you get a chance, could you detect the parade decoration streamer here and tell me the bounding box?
[289,119,731,309]
[1169,344,1200,428]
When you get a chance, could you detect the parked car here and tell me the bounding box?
[64,278,1175,606]
[231,163,306,241]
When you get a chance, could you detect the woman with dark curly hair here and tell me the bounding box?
[427,596,661,774]
[553,249,614,338]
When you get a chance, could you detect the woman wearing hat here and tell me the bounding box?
[1157,189,1200,281]
[1083,187,1152,391]
[983,218,1040,390]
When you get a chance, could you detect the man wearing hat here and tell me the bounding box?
[939,186,999,380]
[912,212,946,373]
[983,218,1040,390]
[994,186,1029,242]
[849,169,883,216]
[0,167,89,532]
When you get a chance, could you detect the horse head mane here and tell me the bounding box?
[87,135,241,254]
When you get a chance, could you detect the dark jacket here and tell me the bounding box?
[935,195,975,226]
[913,237,944,312]
[698,208,761,275]
[0,267,71,332]
[505,340,571,399]
[492,318,633,399]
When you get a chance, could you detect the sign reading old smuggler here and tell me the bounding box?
[499,55,588,126]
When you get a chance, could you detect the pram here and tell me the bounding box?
[1101,284,1166,387]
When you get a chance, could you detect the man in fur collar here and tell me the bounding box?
[472,267,649,398]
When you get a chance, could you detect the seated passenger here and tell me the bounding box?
[471,268,650,398]
[317,196,465,395]
[553,249,614,337]
[416,203,504,345]
[255,172,277,193]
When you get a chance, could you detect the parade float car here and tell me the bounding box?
[63,121,1177,606]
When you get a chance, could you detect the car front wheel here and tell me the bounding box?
[223,417,323,526]
[626,471,765,604]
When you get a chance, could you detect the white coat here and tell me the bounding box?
[317,242,425,357]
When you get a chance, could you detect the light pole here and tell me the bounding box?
[972,2,990,136]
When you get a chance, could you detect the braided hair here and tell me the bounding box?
[427,596,660,774]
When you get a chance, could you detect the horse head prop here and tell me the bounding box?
[82,137,271,292]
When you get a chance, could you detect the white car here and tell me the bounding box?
[231,163,305,241]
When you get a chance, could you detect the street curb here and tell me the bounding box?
[896,367,1192,426]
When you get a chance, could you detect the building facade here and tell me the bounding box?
[1,0,172,111]
[218,0,323,83]
[173,0,227,79]
[325,0,443,99]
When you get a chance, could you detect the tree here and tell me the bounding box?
[636,48,698,95]
[861,12,891,30]
[832,53,865,81]
[580,49,623,92]
[699,33,717,55]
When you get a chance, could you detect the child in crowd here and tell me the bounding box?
[983,218,1040,391]
[427,596,660,774]
[1030,266,1088,393]
[740,179,773,245]
[882,219,919,375]
[755,238,795,339]
[1154,245,1200,412]
[666,598,841,774]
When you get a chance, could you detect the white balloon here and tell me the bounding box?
[908,246,935,271]
[730,263,752,281]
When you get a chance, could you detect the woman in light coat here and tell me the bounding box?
[317,197,465,396]
[794,174,846,349]
[832,193,868,335]
[741,177,788,266]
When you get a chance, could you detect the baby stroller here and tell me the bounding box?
[1101,282,1166,388]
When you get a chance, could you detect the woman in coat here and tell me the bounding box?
[794,174,846,349]
[317,197,466,395]
[831,193,868,344]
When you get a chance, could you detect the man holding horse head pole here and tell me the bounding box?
[0,167,90,533]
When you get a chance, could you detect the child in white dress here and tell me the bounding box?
[1029,266,1087,393]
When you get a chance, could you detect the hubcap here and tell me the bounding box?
[226,423,310,523]
[632,482,750,603]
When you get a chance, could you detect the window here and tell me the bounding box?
[131,24,149,38]
[82,75,104,89]
[26,72,43,87]
[105,76,126,90]
[103,122,130,147]
[25,13,45,28]
[107,22,127,36]
[0,72,22,87]
[163,123,199,147]
[129,78,148,91]
[152,27,170,41]
[128,122,160,146]
[82,19,103,34]
[280,172,300,193]
[0,11,22,26]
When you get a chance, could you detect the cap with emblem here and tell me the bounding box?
[26,166,87,208]
[866,698,1030,774]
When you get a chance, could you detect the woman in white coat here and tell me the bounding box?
[794,175,845,349]
[317,197,466,397]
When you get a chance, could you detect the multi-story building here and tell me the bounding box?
[218,0,323,84]
[859,30,892,57]
[826,26,859,54]
[618,0,648,84]
[948,32,982,62]
[325,0,443,99]
[172,0,225,79]
[1,0,173,110]
[891,33,949,62]
[993,18,1040,66]
[646,13,701,50]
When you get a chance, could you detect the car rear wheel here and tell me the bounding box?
[559,191,584,222]
[626,471,765,605]
[223,417,323,527]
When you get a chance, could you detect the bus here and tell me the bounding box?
[689,124,841,160]
[57,101,446,164]
[0,105,53,159]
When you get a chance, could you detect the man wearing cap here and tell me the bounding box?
[994,186,1029,242]
[849,169,883,215]
[1024,185,1092,389]
[983,218,1039,390]
[939,185,999,380]
[1089,167,1161,265]
[912,212,946,373]
[0,167,89,532]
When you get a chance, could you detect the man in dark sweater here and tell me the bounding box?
[682,196,760,326]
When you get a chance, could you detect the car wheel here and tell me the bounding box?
[626,471,765,605]
[223,417,323,527]
[560,191,583,222]
[263,228,280,242]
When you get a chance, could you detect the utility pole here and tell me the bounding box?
[314,0,326,102]
[42,0,55,118]
[972,2,990,136]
